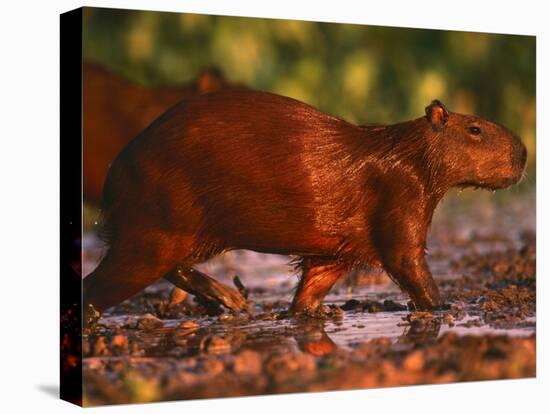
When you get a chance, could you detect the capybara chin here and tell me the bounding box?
[84,89,527,315]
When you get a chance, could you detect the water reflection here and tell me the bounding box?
[93,307,533,362]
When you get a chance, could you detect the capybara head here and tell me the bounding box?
[425,100,527,190]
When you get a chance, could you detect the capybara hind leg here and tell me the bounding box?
[290,258,347,315]
[83,240,182,313]
[164,265,249,313]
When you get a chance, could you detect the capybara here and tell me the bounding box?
[84,89,527,316]
[83,62,229,205]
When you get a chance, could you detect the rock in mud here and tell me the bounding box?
[382,300,407,311]
[407,312,435,322]
[363,300,384,313]
[341,299,361,311]
[136,313,164,330]
[178,320,200,331]
[341,299,406,313]
[169,287,188,307]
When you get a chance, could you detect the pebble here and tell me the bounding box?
[382,300,408,311]
[178,320,200,330]
[364,301,383,312]
[169,287,188,307]
[408,311,434,322]
[341,299,361,311]
[136,313,164,330]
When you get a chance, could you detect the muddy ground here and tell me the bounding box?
[80,190,536,406]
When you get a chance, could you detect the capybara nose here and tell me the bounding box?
[520,144,528,169]
[511,138,527,174]
[517,142,528,174]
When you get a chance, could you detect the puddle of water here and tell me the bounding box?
[96,300,535,362]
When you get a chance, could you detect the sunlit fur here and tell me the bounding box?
[85,89,527,314]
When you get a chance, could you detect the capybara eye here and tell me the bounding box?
[468,126,481,135]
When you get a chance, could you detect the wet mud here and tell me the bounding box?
[81,191,536,406]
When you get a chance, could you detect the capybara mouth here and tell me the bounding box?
[458,180,513,192]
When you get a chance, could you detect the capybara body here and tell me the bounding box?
[84,89,527,314]
[83,63,229,204]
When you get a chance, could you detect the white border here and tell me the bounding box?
[0,1,546,413]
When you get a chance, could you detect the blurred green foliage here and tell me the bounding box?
[83,7,536,175]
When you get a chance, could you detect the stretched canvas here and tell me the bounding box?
[60,6,536,407]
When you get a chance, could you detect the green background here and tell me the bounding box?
[83,7,536,178]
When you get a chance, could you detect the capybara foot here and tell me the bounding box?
[289,300,328,319]
[202,276,249,312]
[165,267,250,313]
[407,283,442,311]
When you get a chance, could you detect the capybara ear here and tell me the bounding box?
[197,67,226,93]
[425,99,449,128]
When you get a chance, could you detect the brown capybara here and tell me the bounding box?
[83,62,229,205]
[84,89,527,316]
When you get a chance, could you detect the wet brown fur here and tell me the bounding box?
[84,89,527,314]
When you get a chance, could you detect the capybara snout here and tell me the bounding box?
[511,136,528,181]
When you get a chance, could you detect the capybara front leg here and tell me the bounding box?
[164,265,249,313]
[384,255,441,311]
[290,258,347,315]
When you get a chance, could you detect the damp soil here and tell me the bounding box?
[81,190,536,406]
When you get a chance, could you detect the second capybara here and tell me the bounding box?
[83,62,231,204]
[84,89,527,315]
